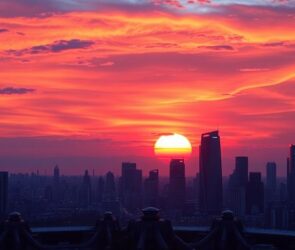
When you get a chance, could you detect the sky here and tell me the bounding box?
[0,0,295,176]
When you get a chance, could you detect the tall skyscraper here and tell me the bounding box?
[246,172,264,215]
[79,170,92,207]
[144,169,159,207]
[287,145,295,203]
[199,130,223,215]
[0,172,8,218]
[227,156,248,216]
[169,159,186,210]
[103,171,120,215]
[53,165,60,202]
[120,162,142,211]
[266,162,277,202]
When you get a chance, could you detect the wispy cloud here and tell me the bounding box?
[0,87,35,95]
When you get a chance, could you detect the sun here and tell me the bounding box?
[154,133,192,157]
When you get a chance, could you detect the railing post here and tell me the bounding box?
[125,207,192,250]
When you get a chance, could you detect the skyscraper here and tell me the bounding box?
[266,162,277,202]
[227,157,248,216]
[120,162,142,212]
[79,170,92,207]
[0,172,8,218]
[287,145,295,203]
[199,130,223,215]
[53,165,60,202]
[169,159,186,210]
[246,172,264,214]
[103,171,120,215]
[144,169,159,207]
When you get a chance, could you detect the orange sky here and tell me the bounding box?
[0,0,295,176]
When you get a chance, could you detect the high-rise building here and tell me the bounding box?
[79,170,92,207]
[266,162,277,202]
[53,165,60,202]
[246,172,264,215]
[287,145,295,203]
[227,156,248,216]
[169,159,186,210]
[120,162,142,212]
[103,171,120,216]
[199,130,223,215]
[0,172,8,218]
[144,169,159,207]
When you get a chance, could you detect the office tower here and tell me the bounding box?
[169,159,186,210]
[103,171,120,215]
[287,145,295,203]
[53,165,60,202]
[199,130,223,215]
[97,176,105,203]
[227,156,248,216]
[79,170,92,207]
[0,172,8,218]
[121,162,142,212]
[144,169,159,207]
[266,162,277,202]
[246,172,264,214]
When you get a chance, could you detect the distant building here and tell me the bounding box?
[53,165,60,202]
[246,172,264,215]
[0,172,8,218]
[169,159,186,211]
[97,176,105,203]
[144,169,159,207]
[227,156,248,216]
[120,162,142,212]
[199,131,223,215]
[287,145,295,203]
[79,170,92,207]
[102,171,120,216]
[266,162,277,202]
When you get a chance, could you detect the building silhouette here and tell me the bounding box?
[103,171,120,216]
[246,172,264,215]
[199,130,223,215]
[227,156,248,216]
[79,170,92,207]
[53,165,60,202]
[287,145,295,203]
[144,169,159,207]
[120,162,142,212]
[266,162,277,202]
[0,172,8,219]
[169,159,186,211]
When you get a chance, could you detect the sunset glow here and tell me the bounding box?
[0,0,295,175]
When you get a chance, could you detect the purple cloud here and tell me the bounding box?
[0,87,35,95]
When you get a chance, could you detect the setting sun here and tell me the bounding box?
[154,133,192,157]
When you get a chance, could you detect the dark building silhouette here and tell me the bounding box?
[0,171,8,218]
[266,162,277,202]
[79,170,92,207]
[227,156,248,216]
[103,171,120,215]
[246,172,264,215]
[287,145,295,203]
[144,169,159,207]
[53,165,60,202]
[121,162,142,212]
[199,130,223,215]
[97,176,105,203]
[169,159,186,210]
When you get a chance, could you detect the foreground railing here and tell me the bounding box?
[0,209,281,250]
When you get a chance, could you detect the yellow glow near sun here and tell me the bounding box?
[154,133,192,156]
